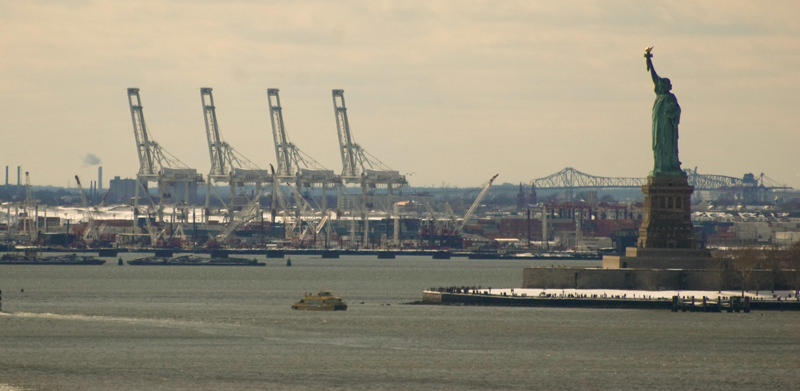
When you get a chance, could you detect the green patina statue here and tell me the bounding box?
[645,47,685,177]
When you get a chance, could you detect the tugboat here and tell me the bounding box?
[291,291,348,311]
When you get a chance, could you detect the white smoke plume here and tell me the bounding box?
[83,153,102,166]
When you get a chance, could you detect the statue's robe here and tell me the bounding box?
[651,80,682,176]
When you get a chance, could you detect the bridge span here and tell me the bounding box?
[530,167,790,192]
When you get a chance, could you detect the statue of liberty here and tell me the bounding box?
[645,47,684,177]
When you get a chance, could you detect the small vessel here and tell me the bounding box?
[291,291,348,311]
[0,251,105,265]
[127,255,265,266]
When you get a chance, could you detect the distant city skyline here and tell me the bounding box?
[1,1,798,189]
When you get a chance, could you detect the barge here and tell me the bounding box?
[127,255,265,266]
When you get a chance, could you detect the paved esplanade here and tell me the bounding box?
[645,47,684,177]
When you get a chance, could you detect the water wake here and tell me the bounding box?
[0,311,243,336]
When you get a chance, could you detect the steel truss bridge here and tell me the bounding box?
[531,167,790,191]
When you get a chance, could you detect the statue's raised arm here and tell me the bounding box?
[643,46,684,177]
[644,47,659,85]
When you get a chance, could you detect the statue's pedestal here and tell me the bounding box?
[637,175,695,248]
[603,174,712,270]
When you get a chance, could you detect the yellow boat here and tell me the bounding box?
[291,291,348,311]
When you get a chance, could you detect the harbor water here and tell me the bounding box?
[1,254,798,390]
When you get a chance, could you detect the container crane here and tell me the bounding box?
[332,89,407,247]
[200,87,271,227]
[268,89,336,184]
[127,88,202,228]
[267,88,337,238]
[332,89,406,186]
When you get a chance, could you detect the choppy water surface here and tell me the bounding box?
[1,254,798,390]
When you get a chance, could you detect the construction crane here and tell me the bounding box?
[332,89,407,247]
[127,88,202,230]
[200,87,272,226]
[454,174,499,235]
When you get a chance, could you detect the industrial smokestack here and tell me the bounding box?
[98,166,103,190]
[5,166,7,186]
[17,166,20,186]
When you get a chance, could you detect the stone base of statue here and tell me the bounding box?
[638,175,695,248]
[603,174,713,270]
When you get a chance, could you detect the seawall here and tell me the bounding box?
[419,290,800,311]
[421,291,673,309]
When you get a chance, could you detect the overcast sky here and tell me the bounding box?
[1,1,798,189]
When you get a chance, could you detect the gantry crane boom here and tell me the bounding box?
[127,88,200,179]
[201,88,233,177]
[201,88,268,181]
[268,88,336,182]
[128,88,159,177]
[332,89,359,179]
[127,88,202,226]
[331,89,406,185]
[268,88,293,178]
